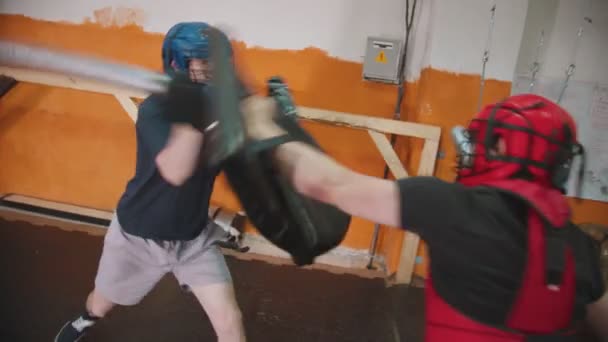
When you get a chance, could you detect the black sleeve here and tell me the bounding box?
[136,97,171,157]
[397,176,472,239]
[566,224,606,316]
[574,226,607,303]
[589,254,606,303]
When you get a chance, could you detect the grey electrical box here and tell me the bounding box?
[362,37,403,84]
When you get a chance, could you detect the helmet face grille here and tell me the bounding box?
[455,95,585,193]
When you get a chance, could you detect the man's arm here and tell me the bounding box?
[243,96,401,227]
[275,140,401,227]
[137,100,204,186]
[155,124,204,186]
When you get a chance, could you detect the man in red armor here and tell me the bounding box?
[238,91,607,341]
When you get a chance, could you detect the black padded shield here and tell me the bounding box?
[223,79,351,265]
[200,26,246,168]
[206,27,351,265]
[223,116,351,265]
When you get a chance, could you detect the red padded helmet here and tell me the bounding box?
[455,94,585,191]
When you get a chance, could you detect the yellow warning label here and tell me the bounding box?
[375,50,387,64]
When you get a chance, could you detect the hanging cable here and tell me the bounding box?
[367,0,418,270]
[528,29,544,92]
[557,27,583,103]
[477,3,496,111]
[557,0,593,104]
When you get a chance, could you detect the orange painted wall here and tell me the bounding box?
[375,68,515,276]
[1,14,607,279]
[0,14,398,252]
[386,68,608,278]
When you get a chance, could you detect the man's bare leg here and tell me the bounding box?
[240,96,402,227]
[54,289,116,342]
[86,289,116,318]
[191,282,246,342]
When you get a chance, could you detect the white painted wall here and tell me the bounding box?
[1,0,529,82]
[512,0,606,203]
[428,0,528,81]
[515,0,606,83]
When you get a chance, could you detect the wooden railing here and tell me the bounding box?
[0,66,440,284]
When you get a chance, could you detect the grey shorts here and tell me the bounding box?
[94,214,232,306]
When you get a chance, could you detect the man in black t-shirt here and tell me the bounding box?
[55,22,246,342]
[235,93,607,341]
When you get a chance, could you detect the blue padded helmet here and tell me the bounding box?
[161,22,233,76]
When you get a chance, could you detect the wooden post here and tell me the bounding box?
[395,139,440,284]
[114,95,138,122]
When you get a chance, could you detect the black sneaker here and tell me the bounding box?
[54,314,97,342]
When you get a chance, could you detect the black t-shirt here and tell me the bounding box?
[115,94,219,241]
[397,176,605,327]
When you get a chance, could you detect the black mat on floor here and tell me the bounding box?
[0,218,423,342]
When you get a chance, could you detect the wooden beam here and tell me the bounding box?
[0,66,441,143]
[0,66,148,98]
[367,130,409,179]
[417,139,440,176]
[395,138,440,284]
[299,106,440,141]
[1,65,443,284]
[395,232,421,284]
[114,94,138,122]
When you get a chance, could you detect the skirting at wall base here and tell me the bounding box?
[0,193,387,277]
[240,232,386,271]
